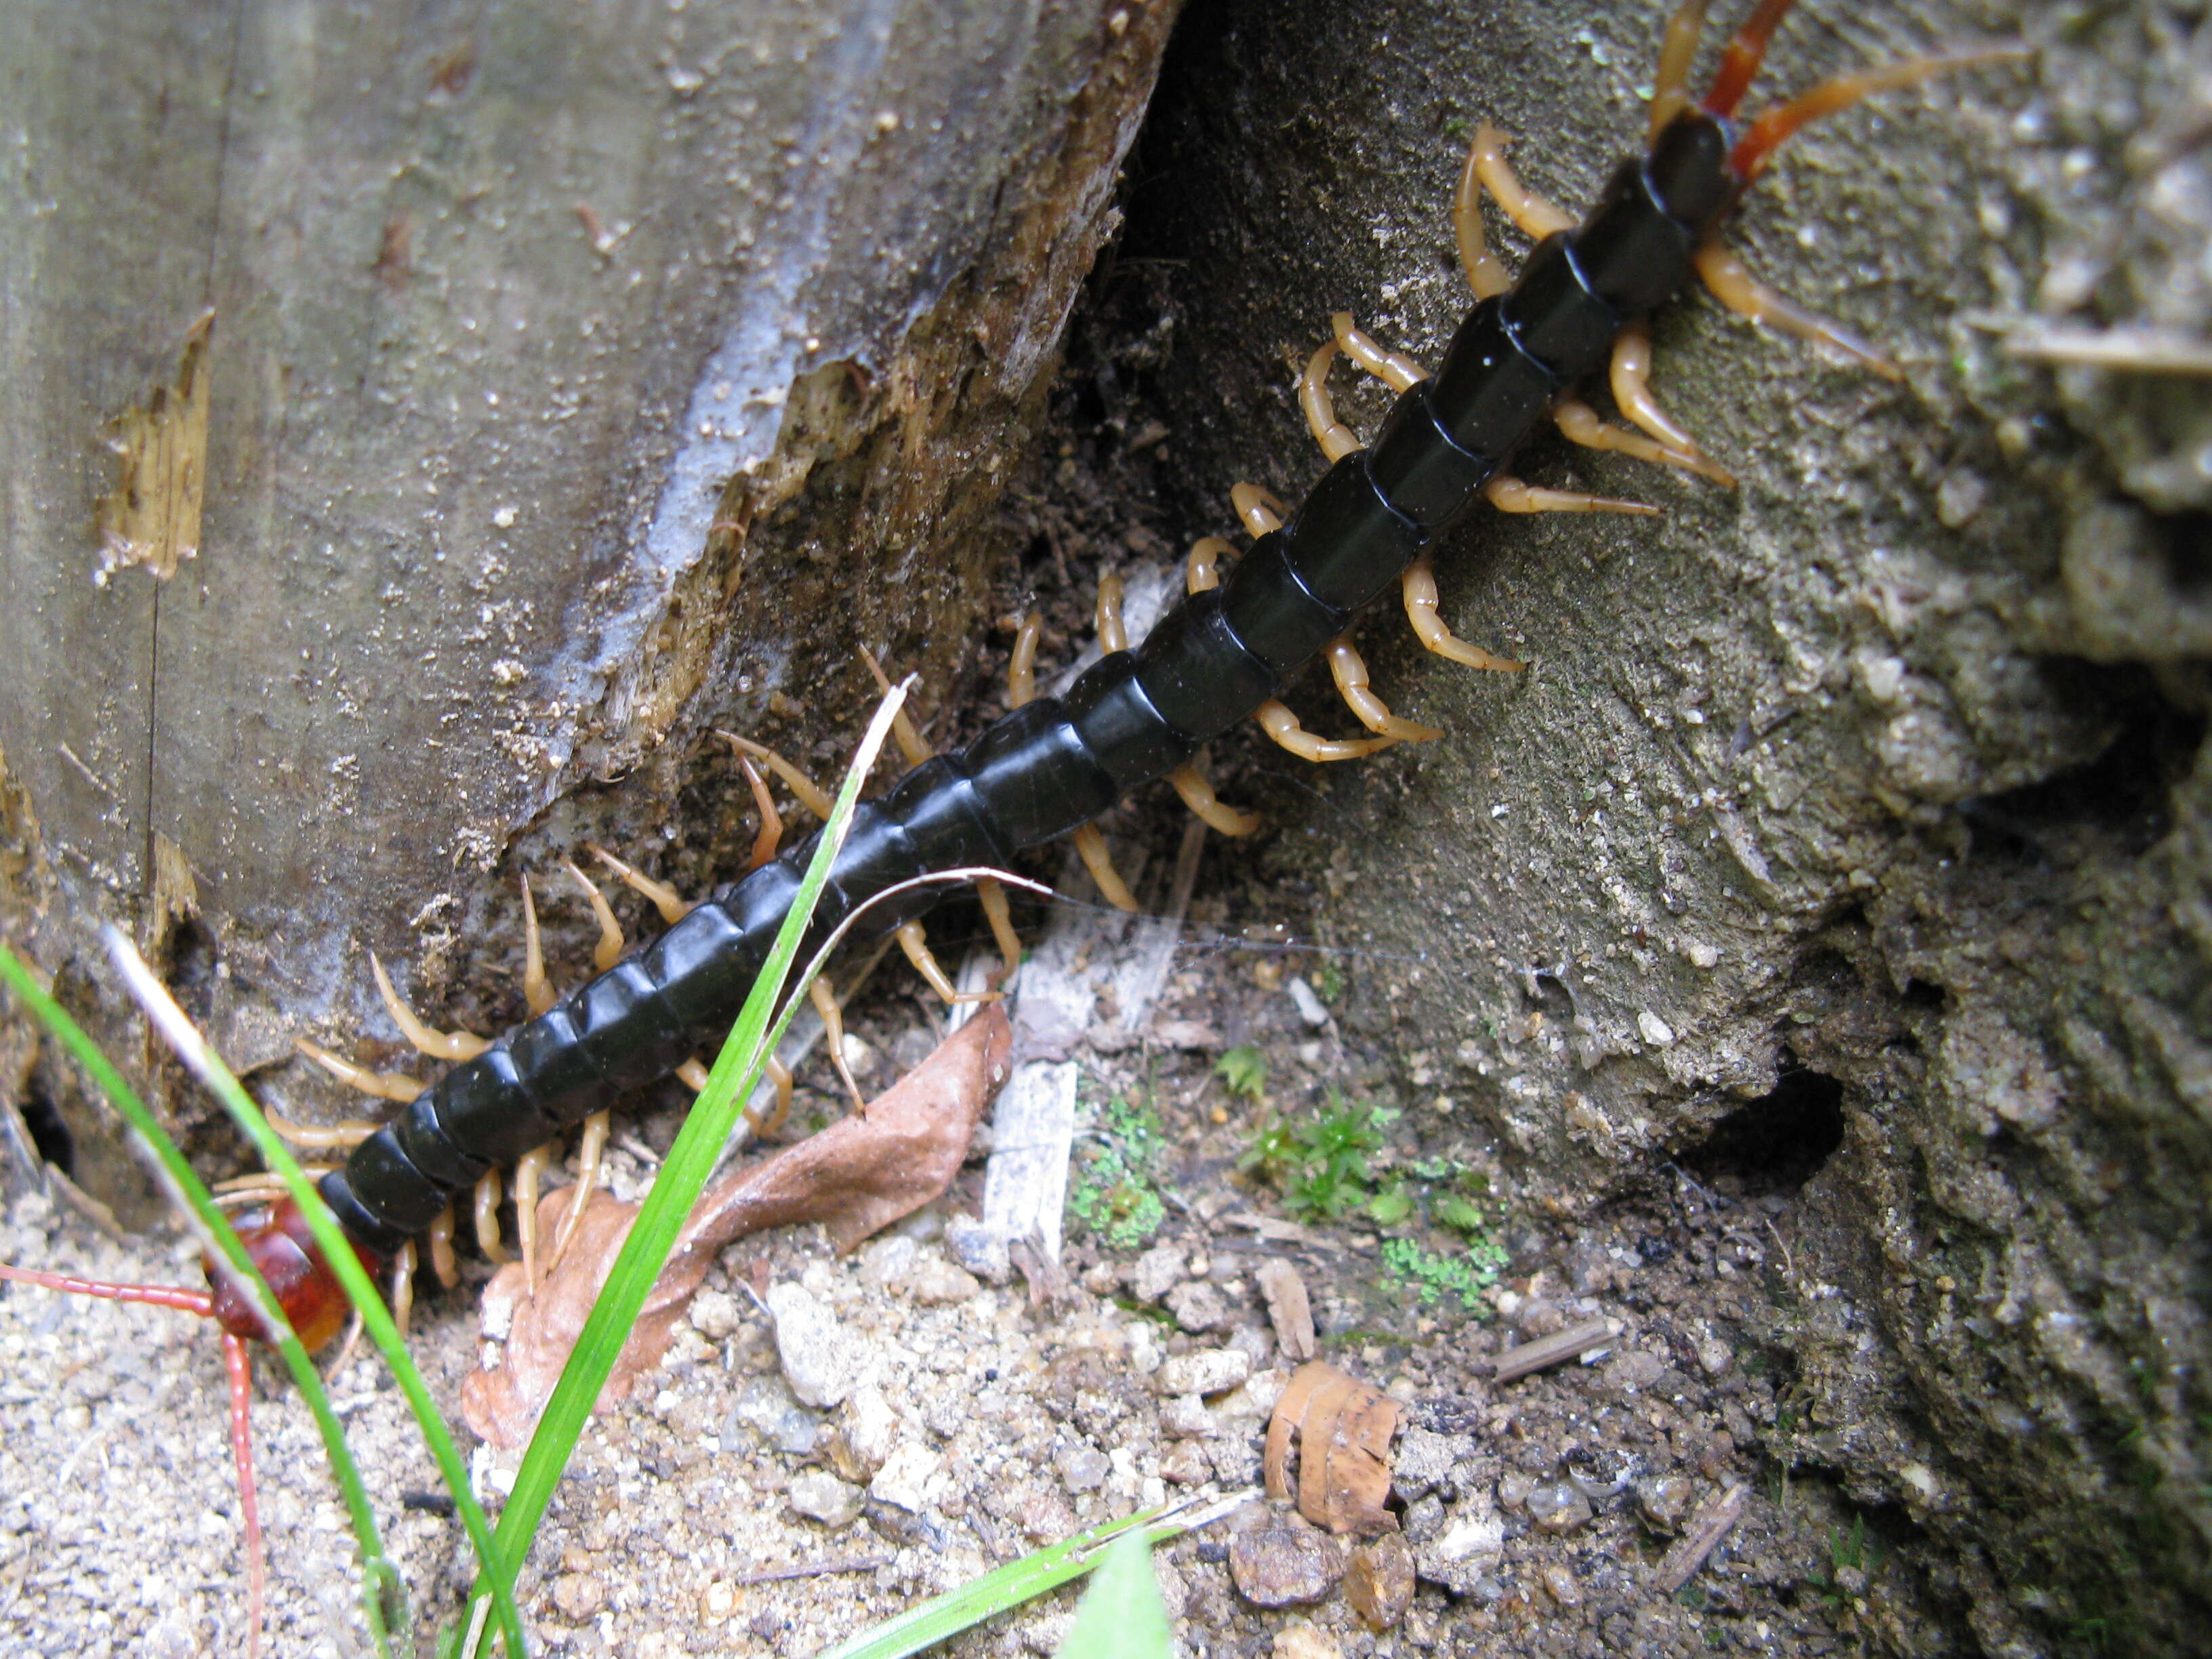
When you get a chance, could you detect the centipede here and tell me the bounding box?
[1,1,2022,1652]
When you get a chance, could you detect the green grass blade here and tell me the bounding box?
[809,1490,1253,1659]
[467,683,912,1651]
[1057,1530,1174,1659]
[99,928,526,1659]
[0,938,411,1659]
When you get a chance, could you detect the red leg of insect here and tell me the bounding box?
[0,1260,274,1656]
[1693,0,2026,377]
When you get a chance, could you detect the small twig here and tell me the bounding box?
[1762,1215,1797,1283]
[1491,1315,1616,1384]
[1654,1482,1747,1593]
[733,1555,892,1587]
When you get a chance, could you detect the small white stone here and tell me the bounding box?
[1637,1010,1676,1047]
[869,1443,941,1512]
[1154,1348,1252,1397]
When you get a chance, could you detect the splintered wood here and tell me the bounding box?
[1264,1360,1402,1536]
[97,309,214,583]
[462,1006,1011,1447]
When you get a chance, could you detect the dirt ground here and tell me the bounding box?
[0,919,1905,1659]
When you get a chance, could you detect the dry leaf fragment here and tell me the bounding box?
[462,1006,1011,1446]
[97,309,214,583]
[1254,1257,1314,1361]
[1263,1359,1402,1536]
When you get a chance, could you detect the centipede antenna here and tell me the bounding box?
[1702,0,1795,119]
[1727,46,2031,182]
[1650,0,1715,140]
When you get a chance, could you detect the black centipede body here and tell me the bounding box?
[320,111,1744,1258]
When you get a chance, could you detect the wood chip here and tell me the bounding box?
[1654,1482,1747,1593]
[1255,1258,1315,1362]
[1263,1360,1401,1535]
[1491,1315,1616,1384]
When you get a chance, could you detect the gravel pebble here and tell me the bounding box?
[787,1469,863,1527]
[1153,1348,1250,1397]
[1229,1508,1343,1607]
[769,1282,864,1408]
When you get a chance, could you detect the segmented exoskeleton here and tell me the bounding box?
[0,7,2022,1645]
[308,0,2014,1264]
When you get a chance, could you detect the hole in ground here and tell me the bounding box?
[1683,1067,1845,1195]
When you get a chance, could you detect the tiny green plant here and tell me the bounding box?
[1214,1044,1268,1102]
[1068,1091,1168,1250]
[1310,960,1346,1004]
[1378,1236,1507,1311]
[1238,1089,1395,1220]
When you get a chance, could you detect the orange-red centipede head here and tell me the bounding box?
[205,1197,371,1352]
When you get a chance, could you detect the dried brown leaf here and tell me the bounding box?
[1254,1256,1314,1361]
[462,1006,1012,1446]
[1263,1359,1402,1536]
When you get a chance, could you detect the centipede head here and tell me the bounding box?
[205,1196,367,1352]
